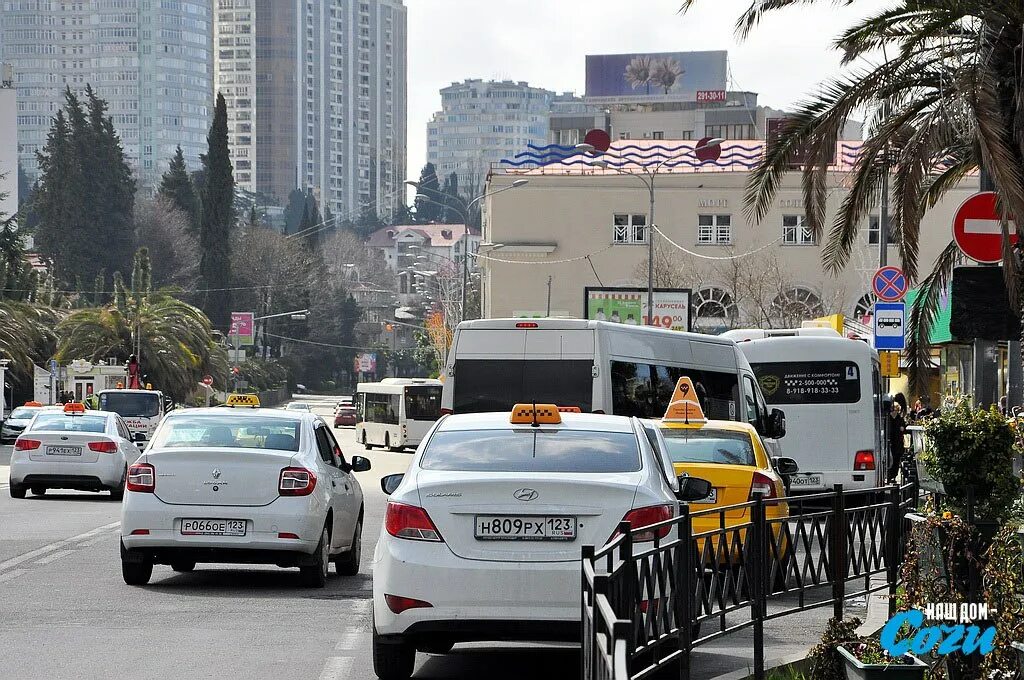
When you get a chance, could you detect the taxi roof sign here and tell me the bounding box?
[510,403,562,425]
[24,401,42,407]
[64,402,86,415]
[225,393,260,408]
[662,377,707,424]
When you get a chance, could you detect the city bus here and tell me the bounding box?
[723,328,885,493]
[440,318,786,441]
[354,378,443,451]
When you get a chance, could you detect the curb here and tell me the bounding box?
[708,650,812,680]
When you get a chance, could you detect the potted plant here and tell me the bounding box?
[836,641,927,680]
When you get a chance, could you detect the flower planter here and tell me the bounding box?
[837,646,928,680]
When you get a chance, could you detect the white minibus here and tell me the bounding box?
[440,318,786,441]
[723,328,885,492]
[354,378,442,451]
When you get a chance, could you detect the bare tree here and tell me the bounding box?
[134,196,198,288]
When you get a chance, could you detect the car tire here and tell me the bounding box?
[335,517,362,576]
[109,467,126,501]
[30,486,45,496]
[9,482,26,499]
[373,629,415,680]
[121,541,153,586]
[300,525,330,588]
[171,561,196,573]
[385,434,401,453]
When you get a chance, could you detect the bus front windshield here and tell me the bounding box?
[404,386,441,421]
[100,392,161,418]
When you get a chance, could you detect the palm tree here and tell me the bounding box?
[625,56,654,95]
[679,0,1024,390]
[0,302,59,383]
[651,57,683,94]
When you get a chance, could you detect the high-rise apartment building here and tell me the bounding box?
[1,0,213,190]
[214,0,407,219]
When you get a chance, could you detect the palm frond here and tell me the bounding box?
[906,241,958,396]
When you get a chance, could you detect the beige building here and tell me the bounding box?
[481,139,975,330]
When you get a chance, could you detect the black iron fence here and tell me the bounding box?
[581,483,919,680]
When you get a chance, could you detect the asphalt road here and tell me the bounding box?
[0,397,871,680]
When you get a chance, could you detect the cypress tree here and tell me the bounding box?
[283,188,306,234]
[199,93,235,331]
[33,106,85,283]
[414,163,442,222]
[158,145,199,231]
[442,172,462,223]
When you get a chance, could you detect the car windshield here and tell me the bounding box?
[9,407,38,419]
[99,392,160,418]
[658,428,756,466]
[287,403,310,411]
[150,415,302,451]
[29,414,107,433]
[420,429,641,472]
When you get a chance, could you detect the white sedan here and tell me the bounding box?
[371,404,706,680]
[120,407,370,587]
[9,403,141,499]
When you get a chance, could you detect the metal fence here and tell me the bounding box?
[581,483,919,680]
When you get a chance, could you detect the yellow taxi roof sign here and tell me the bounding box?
[511,403,562,425]
[226,393,260,408]
[64,402,86,414]
[662,377,707,424]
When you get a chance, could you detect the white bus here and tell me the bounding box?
[440,319,786,440]
[723,328,885,492]
[354,378,443,451]
[98,388,169,447]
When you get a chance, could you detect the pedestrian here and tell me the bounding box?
[887,400,907,483]
[999,395,1008,417]
[912,395,934,420]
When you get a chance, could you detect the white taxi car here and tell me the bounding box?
[371,404,710,680]
[119,395,371,588]
[2,401,46,443]
[9,403,141,499]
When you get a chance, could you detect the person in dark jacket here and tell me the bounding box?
[887,400,907,482]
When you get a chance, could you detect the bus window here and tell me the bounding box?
[100,392,160,418]
[751,361,861,404]
[405,385,442,421]
[365,393,399,425]
[610,361,739,420]
[453,359,594,413]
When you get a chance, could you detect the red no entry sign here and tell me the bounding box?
[952,191,1018,264]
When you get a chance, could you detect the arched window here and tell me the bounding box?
[693,287,738,333]
[770,287,823,327]
[853,293,875,321]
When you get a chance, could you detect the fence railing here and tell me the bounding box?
[581,482,919,680]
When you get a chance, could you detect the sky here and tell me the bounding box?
[404,0,887,182]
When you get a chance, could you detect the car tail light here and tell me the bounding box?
[126,463,155,492]
[384,594,433,614]
[385,502,443,541]
[619,505,674,542]
[854,450,875,471]
[88,441,118,453]
[749,471,778,499]
[14,439,40,451]
[279,467,317,496]
[440,408,453,416]
[129,529,150,536]
[278,532,300,540]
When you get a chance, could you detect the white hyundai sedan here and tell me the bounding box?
[9,403,141,499]
[120,404,371,587]
[371,404,692,680]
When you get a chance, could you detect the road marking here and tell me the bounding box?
[334,630,363,651]
[35,549,74,565]
[77,536,108,548]
[0,568,26,583]
[0,521,120,573]
[318,657,354,680]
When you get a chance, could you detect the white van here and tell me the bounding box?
[354,378,442,451]
[98,388,169,447]
[440,318,786,440]
[723,328,885,492]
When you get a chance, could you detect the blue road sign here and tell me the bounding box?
[872,266,908,302]
[873,302,906,350]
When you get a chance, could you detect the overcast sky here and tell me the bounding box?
[404,0,886,181]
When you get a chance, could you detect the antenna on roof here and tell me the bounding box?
[532,401,539,428]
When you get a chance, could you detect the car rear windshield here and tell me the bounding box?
[9,407,38,419]
[29,414,107,433]
[150,416,302,451]
[99,393,160,418]
[751,361,862,405]
[453,359,594,413]
[420,429,640,472]
[659,428,756,466]
[405,385,442,420]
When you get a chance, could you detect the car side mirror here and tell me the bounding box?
[351,456,371,473]
[381,473,403,495]
[133,432,147,443]
[769,408,786,439]
[773,456,799,475]
[676,476,713,502]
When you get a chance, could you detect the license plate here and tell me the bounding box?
[474,515,577,541]
[180,519,247,536]
[692,488,718,504]
[789,474,823,487]
[46,445,82,456]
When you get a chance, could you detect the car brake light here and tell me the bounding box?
[385,502,443,541]
[278,532,300,540]
[14,439,40,451]
[516,322,538,328]
[440,408,453,416]
[88,441,118,453]
[130,529,150,536]
[384,594,433,614]
[126,463,155,492]
[854,450,875,471]
[279,467,317,496]
[619,505,674,542]
[749,471,778,499]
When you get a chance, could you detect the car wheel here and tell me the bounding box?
[171,561,196,573]
[300,525,330,588]
[30,486,46,496]
[362,431,374,450]
[121,542,153,586]
[418,640,454,655]
[9,482,26,499]
[335,517,362,576]
[373,629,415,680]
[109,467,126,501]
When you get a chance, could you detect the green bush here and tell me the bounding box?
[923,399,1018,521]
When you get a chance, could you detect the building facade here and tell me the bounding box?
[2,0,213,189]
[214,0,407,217]
[481,139,975,329]
[0,63,16,217]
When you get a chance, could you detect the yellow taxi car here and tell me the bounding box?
[652,377,798,570]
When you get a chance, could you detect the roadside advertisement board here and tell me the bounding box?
[585,51,726,100]
[584,287,691,331]
[354,353,377,374]
[229,311,255,346]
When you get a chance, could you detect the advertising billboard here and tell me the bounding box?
[229,312,255,346]
[354,353,377,374]
[585,51,727,100]
[584,288,692,331]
